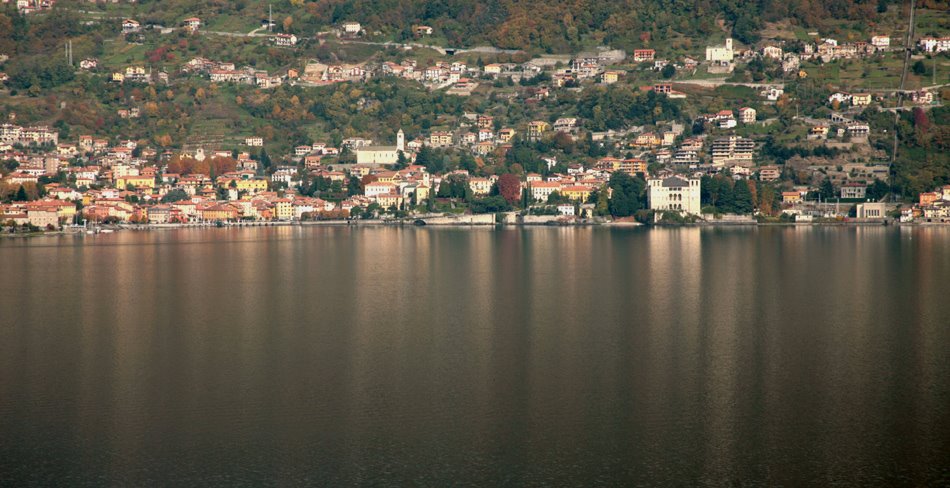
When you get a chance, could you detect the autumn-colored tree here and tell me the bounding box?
[208,157,237,177]
[496,173,522,205]
[746,180,758,210]
[912,107,929,134]
[167,155,199,175]
[144,102,159,116]
[360,174,378,191]
[553,131,575,153]
[757,185,776,216]
[154,134,172,147]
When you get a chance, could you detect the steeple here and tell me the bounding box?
[396,129,405,152]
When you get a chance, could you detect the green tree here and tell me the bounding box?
[819,178,837,200]
[161,188,189,203]
[470,195,510,213]
[415,145,443,173]
[259,148,272,172]
[866,179,890,201]
[733,180,754,214]
[595,186,610,216]
[15,185,28,202]
[661,63,676,79]
[395,150,408,169]
[608,171,646,217]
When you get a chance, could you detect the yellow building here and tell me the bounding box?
[220,178,269,193]
[375,171,399,183]
[376,193,405,209]
[620,158,648,175]
[469,177,493,195]
[601,70,621,84]
[635,132,661,147]
[560,185,594,202]
[54,203,77,220]
[414,184,430,202]
[851,93,872,106]
[116,175,156,189]
[199,204,238,221]
[274,199,294,220]
[528,121,550,140]
[429,131,454,147]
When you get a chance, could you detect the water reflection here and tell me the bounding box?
[0,227,948,485]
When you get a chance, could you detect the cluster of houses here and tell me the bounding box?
[700,32,931,76]
[0,114,936,229]
[0,123,60,147]
[119,16,201,35]
[180,57,285,88]
[5,0,54,14]
[917,37,950,54]
[915,186,950,222]
[0,119,717,227]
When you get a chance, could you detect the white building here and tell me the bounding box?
[355,129,404,165]
[705,38,734,63]
[762,45,783,59]
[271,34,298,47]
[648,176,701,215]
[122,19,140,34]
[761,87,784,101]
[341,22,362,35]
[529,181,561,202]
[857,202,886,219]
[918,37,950,53]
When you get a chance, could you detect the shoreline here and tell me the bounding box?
[5,218,948,238]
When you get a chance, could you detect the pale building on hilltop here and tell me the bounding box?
[706,38,735,63]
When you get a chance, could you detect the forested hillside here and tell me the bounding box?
[3,0,945,57]
[49,0,941,51]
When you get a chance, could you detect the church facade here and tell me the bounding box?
[356,130,405,165]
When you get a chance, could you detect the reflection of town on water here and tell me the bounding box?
[0,226,947,485]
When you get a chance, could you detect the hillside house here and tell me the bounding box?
[271,34,297,47]
[633,49,656,62]
[182,17,201,31]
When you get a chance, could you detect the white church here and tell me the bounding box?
[356,129,405,165]
[705,38,735,63]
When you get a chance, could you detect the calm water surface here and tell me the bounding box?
[0,226,948,486]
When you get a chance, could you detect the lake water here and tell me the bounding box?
[1,226,948,486]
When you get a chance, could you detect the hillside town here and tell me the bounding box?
[1,3,948,231]
[2,112,947,231]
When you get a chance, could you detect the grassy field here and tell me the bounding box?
[911,8,949,37]
[803,51,950,91]
[204,14,261,34]
[100,40,150,68]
